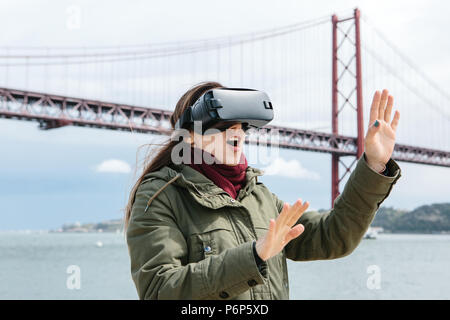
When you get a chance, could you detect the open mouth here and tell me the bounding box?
[226,136,240,147]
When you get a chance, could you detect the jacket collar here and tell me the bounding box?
[143,163,264,209]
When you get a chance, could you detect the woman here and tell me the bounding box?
[124,81,402,300]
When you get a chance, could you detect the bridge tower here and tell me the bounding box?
[331,8,364,207]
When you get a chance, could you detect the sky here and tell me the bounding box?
[1,0,449,230]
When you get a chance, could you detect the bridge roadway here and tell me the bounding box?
[1,87,449,168]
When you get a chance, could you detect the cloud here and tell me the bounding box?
[95,159,131,174]
[262,157,320,180]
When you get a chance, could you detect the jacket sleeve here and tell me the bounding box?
[126,180,268,300]
[276,151,401,261]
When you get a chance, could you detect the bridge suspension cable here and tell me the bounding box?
[0,15,330,66]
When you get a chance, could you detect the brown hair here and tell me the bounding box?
[123,81,224,231]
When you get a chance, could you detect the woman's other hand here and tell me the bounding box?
[255,199,309,261]
[364,89,401,172]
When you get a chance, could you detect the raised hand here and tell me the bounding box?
[364,89,401,172]
[255,199,309,261]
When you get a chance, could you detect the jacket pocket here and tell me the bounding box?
[188,222,234,262]
[252,219,269,241]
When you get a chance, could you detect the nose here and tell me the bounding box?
[227,127,245,138]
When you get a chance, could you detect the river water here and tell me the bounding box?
[0,232,448,299]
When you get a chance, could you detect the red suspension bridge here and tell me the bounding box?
[1,8,449,206]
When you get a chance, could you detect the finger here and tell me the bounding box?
[378,89,389,121]
[391,110,400,132]
[384,95,394,123]
[285,224,305,243]
[261,219,276,260]
[277,203,291,229]
[286,199,303,226]
[265,219,276,251]
[369,90,381,127]
[288,200,309,226]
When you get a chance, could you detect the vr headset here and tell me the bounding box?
[174,87,274,134]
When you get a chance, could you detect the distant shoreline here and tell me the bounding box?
[2,202,449,234]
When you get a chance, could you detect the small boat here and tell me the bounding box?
[363,227,378,239]
[95,241,104,247]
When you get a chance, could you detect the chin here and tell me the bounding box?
[224,151,243,166]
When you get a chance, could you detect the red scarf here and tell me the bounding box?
[187,147,248,199]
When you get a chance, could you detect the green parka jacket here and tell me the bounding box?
[126,152,401,300]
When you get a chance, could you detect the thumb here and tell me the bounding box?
[285,224,305,243]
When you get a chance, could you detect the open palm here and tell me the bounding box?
[364,89,400,170]
[255,199,309,261]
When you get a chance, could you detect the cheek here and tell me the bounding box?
[202,134,225,153]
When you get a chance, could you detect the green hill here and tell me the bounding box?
[372,203,450,233]
[57,203,450,234]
